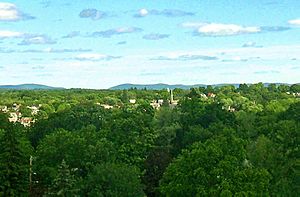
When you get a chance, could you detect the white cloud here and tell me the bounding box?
[288,19,300,26]
[139,8,148,17]
[76,53,108,60]
[181,22,261,36]
[0,30,23,38]
[242,41,263,48]
[91,27,143,37]
[79,9,107,20]
[0,31,57,45]
[115,27,138,33]
[0,2,34,21]
[151,54,218,61]
[182,22,289,36]
[19,35,56,45]
[75,53,121,61]
[181,22,205,28]
[134,9,194,18]
[0,2,15,9]
[197,23,260,36]
[148,45,300,64]
[27,36,44,42]
[243,42,256,47]
[0,2,19,21]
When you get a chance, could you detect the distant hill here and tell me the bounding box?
[110,83,234,90]
[0,84,64,90]
[109,83,291,90]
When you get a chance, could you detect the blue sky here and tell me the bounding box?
[0,0,299,88]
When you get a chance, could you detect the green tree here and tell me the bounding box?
[238,83,249,93]
[35,128,115,187]
[46,160,79,197]
[268,83,278,92]
[290,84,300,93]
[107,104,157,168]
[0,123,32,196]
[19,106,32,117]
[56,103,71,113]
[82,163,144,197]
[143,147,173,197]
[278,84,290,93]
[160,133,271,196]
[280,102,300,122]
[29,103,108,148]
[270,120,299,195]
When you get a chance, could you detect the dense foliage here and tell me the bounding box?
[0,83,299,196]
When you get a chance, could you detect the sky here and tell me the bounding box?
[0,0,300,89]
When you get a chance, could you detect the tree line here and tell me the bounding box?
[0,83,299,196]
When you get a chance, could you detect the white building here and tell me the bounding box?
[12,103,21,111]
[100,104,114,109]
[129,99,136,104]
[27,106,40,115]
[0,106,8,112]
[20,117,34,127]
[9,112,22,123]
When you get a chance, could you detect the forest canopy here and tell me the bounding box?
[0,83,299,196]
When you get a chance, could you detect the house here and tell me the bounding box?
[8,112,22,123]
[12,103,21,111]
[0,105,8,113]
[96,102,114,109]
[150,102,161,109]
[20,117,34,127]
[292,92,300,97]
[228,106,236,112]
[207,93,216,98]
[222,106,236,112]
[100,104,114,109]
[200,93,208,99]
[27,106,40,115]
[150,99,164,109]
[157,99,164,105]
[169,100,179,109]
[129,99,136,104]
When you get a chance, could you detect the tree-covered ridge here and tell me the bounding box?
[0,84,64,90]
[0,83,299,196]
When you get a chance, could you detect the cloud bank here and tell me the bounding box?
[197,23,260,36]
[75,53,121,61]
[242,42,263,48]
[0,2,34,21]
[18,35,56,45]
[62,31,80,38]
[143,33,169,40]
[90,27,143,38]
[182,22,290,36]
[288,19,300,26]
[135,9,194,17]
[0,31,56,45]
[79,9,107,20]
[151,54,218,61]
[0,30,23,38]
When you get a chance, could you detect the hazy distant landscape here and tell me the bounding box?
[1,0,299,196]
[0,82,296,90]
[0,84,64,90]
